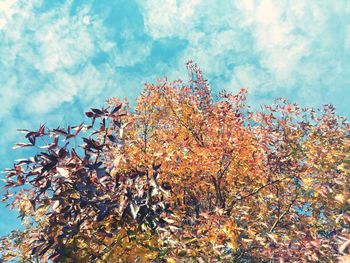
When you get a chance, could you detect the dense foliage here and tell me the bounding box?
[1,62,350,262]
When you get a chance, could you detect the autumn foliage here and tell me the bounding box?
[1,62,350,262]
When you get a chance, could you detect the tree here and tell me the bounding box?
[1,62,350,262]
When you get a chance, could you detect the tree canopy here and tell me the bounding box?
[1,62,350,262]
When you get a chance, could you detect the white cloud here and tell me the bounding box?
[235,0,318,86]
[109,35,152,67]
[34,8,93,73]
[139,0,350,113]
[138,0,200,39]
[0,0,19,29]
[0,0,119,119]
[228,65,269,92]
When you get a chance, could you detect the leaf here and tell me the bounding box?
[335,194,345,203]
[91,108,104,115]
[97,207,109,221]
[56,167,69,178]
[152,162,161,171]
[339,240,350,254]
[111,104,122,114]
[267,233,278,243]
[13,143,33,149]
[31,244,44,255]
[130,202,140,219]
[85,111,94,118]
[52,200,60,213]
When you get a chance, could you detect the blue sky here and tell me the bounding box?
[0,0,350,235]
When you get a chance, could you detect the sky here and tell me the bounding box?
[0,0,350,235]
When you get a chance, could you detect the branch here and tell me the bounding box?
[160,86,205,147]
[211,175,221,206]
[269,193,298,233]
[216,154,232,207]
[226,177,289,215]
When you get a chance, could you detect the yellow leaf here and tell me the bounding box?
[227,241,237,251]
[335,194,345,203]
[267,233,278,243]
[338,163,350,173]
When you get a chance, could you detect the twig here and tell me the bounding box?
[226,177,289,215]
[270,193,298,232]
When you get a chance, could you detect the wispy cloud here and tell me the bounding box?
[139,0,350,111]
[0,0,117,117]
[138,0,200,39]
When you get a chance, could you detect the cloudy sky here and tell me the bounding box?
[0,0,350,234]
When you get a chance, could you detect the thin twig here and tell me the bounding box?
[270,193,298,233]
[226,177,289,215]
